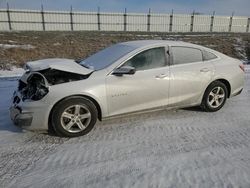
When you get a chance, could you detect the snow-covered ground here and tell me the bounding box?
[0,67,250,188]
[0,44,35,50]
[0,67,25,78]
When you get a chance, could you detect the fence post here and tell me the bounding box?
[147,8,151,32]
[169,9,173,32]
[41,5,45,31]
[70,6,74,31]
[97,7,101,31]
[210,11,215,32]
[124,8,127,31]
[190,10,195,32]
[246,18,250,33]
[228,12,234,32]
[6,3,12,31]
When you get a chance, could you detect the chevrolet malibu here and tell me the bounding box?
[10,40,245,137]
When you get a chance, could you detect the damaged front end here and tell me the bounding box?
[19,72,49,101]
[18,69,91,102]
[10,67,92,129]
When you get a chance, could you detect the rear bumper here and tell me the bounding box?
[232,88,243,97]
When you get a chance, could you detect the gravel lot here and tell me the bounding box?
[0,67,250,188]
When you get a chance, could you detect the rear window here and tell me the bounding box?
[172,47,203,65]
[203,50,217,61]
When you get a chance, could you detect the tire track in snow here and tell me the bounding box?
[4,66,250,187]
[0,133,69,187]
[0,79,70,187]
[28,100,250,164]
[11,111,250,187]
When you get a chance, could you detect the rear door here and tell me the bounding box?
[106,46,170,116]
[169,46,214,107]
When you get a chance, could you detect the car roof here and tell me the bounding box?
[119,40,221,56]
[120,40,194,48]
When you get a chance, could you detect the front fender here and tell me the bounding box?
[43,79,108,118]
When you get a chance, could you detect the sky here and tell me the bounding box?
[0,0,249,16]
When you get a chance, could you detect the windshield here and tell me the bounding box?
[79,44,135,70]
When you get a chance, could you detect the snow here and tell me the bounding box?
[0,65,250,187]
[0,67,25,78]
[233,37,248,61]
[0,44,35,50]
[245,65,250,72]
[53,42,61,46]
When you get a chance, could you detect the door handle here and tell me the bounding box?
[200,68,210,72]
[155,74,168,79]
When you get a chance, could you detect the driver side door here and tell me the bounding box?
[106,46,170,116]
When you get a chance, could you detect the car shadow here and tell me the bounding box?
[181,106,205,112]
[0,122,23,133]
[0,110,23,133]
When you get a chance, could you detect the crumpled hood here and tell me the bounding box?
[26,58,93,75]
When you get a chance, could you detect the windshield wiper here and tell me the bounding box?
[75,59,90,69]
[81,64,90,69]
[80,63,95,70]
[75,59,82,64]
[75,59,95,70]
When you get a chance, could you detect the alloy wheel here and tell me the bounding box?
[207,86,225,108]
[60,104,91,133]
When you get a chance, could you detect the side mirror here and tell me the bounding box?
[112,66,136,76]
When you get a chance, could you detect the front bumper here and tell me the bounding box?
[10,106,33,127]
[9,90,52,131]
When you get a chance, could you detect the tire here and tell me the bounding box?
[51,96,98,137]
[201,81,228,112]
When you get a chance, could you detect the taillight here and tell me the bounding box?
[239,64,245,72]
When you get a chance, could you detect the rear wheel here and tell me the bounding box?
[201,81,228,112]
[51,97,98,137]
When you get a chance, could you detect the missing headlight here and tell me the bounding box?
[18,69,90,101]
[21,73,49,101]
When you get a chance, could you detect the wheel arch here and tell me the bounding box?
[206,78,231,98]
[48,94,102,133]
[215,79,231,98]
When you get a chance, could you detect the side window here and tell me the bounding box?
[122,47,166,71]
[172,47,203,65]
[203,50,217,61]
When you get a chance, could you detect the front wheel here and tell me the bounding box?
[51,97,98,137]
[201,81,228,112]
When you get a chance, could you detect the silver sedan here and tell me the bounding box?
[10,40,245,137]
